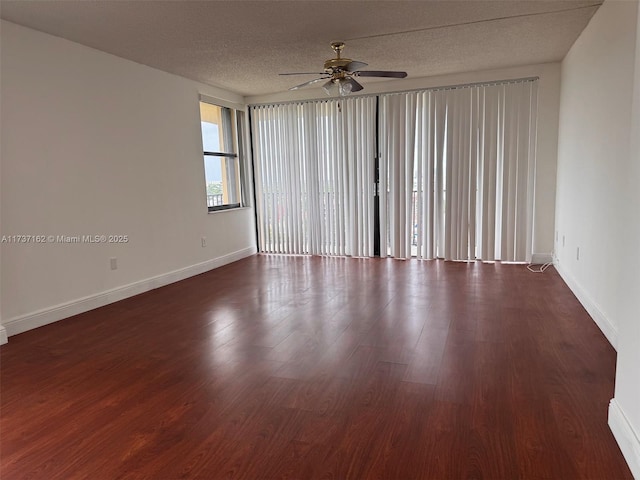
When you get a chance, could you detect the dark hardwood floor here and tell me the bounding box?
[1,255,632,479]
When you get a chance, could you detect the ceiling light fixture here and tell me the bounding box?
[322,78,354,97]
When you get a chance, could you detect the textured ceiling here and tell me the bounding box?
[0,1,602,96]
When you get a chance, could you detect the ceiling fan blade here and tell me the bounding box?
[355,70,408,78]
[289,77,331,90]
[344,60,368,72]
[279,72,326,76]
[346,77,364,92]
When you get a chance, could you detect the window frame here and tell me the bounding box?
[199,99,245,213]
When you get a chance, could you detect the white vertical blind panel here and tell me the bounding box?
[271,105,281,252]
[378,96,389,257]
[525,83,538,263]
[262,106,274,252]
[256,106,268,252]
[347,97,376,257]
[493,85,505,260]
[516,82,537,263]
[383,94,395,257]
[469,87,479,260]
[251,97,376,257]
[443,90,454,260]
[448,89,459,260]
[414,92,425,259]
[459,89,469,260]
[404,94,418,258]
[290,104,304,254]
[336,101,345,255]
[381,93,417,259]
[389,95,400,257]
[480,86,499,261]
[434,90,447,259]
[511,83,524,260]
[273,106,284,252]
[277,105,288,252]
[253,107,266,251]
[314,106,323,251]
[425,91,437,259]
[501,84,517,261]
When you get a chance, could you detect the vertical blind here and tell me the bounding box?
[251,97,376,256]
[380,79,538,262]
[251,78,538,262]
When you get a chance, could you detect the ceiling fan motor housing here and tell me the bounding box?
[324,41,350,75]
[324,58,352,75]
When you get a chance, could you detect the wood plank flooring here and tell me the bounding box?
[0,255,633,479]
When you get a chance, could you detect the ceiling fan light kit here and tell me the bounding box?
[322,77,364,97]
[281,41,407,96]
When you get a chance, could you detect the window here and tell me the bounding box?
[199,101,245,211]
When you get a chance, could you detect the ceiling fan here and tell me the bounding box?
[280,42,408,96]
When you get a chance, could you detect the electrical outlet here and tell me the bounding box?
[201,236,207,247]
[577,247,580,261]
[110,257,118,270]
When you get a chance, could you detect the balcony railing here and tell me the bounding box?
[207,194,224,207]
[258,190,425,252]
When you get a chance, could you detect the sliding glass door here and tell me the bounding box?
[379,79,538,262]
[250,78,538,262]
[250,97,376,256]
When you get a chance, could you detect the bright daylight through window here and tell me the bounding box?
[200,101,244,211]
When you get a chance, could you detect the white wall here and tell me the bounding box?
[0,21,256,337]
[555,0,637,348]
[611,1,640,477]
[555,0,640,477]
[247,62,562,261]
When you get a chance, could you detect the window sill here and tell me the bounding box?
[207,206,251,215]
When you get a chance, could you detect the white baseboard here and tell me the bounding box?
[0,325,7,345]
[553,259,618,350]
[531,252,553,264]
[609,398,640,479]
[3,246,257,338]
